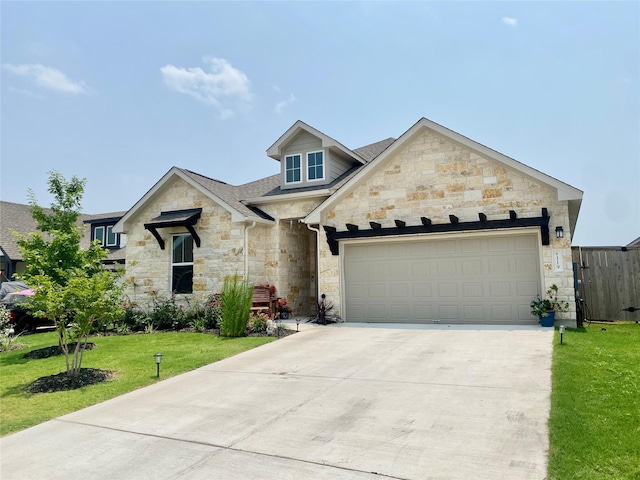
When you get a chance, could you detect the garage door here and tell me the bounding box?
[344,233,541,324]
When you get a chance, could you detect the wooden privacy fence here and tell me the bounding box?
[572,246,640,322]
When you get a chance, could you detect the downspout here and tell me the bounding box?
[306,223,322,304]
[244,221,256,279]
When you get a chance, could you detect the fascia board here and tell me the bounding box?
[244,190,331,205]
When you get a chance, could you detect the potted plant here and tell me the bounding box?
[531,284,569,327]
[277,299,292,319]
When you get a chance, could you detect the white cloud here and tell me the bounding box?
[275,93,297,114]
[161,56,252,118]
[502,17,518,27]
[3,63,89,94]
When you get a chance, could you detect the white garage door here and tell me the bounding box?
[344,232,541,324]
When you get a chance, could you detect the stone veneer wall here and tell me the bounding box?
[124,177,245,306]
[257,199,324,316]
[317,130,577,325]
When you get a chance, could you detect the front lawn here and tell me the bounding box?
[548,323,640,479]
[0,331,274,436]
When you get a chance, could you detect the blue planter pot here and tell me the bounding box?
[279,312,289,319]
[540,311,556,327]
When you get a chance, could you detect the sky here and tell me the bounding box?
[1,1,638,246]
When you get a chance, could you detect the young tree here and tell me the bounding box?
[16,171,124,378]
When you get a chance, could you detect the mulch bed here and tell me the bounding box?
[23,342,96,359]
[25,368,114,394]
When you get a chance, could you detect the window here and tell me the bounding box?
[285,154,302,184]
[307,151,324,181]
[94,226,105,245]
[92,225,119,248]
[172,234,193,294]
[106,226,118,247]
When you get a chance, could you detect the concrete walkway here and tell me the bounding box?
[1,324,554,479]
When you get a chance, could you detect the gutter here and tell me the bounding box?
[306,223,322,304]
[244,221,256,279]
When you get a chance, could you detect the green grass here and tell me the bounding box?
[0,331,274,436]
[548,323,640,479]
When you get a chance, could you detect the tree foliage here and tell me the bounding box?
[16,171,124,377]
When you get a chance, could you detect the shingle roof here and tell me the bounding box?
[0,201,125,263]
[0,201,40,261]
[178,169,279,219]
[353,138,396,162]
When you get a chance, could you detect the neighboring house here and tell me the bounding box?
[0,201,126,281]
[82,213,128,268]
[115,118,583,327]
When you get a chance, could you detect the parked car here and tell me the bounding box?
[0,281,54,334]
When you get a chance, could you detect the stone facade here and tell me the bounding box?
[119,121,580,327]
[317,130,576,325]
[256,199,324,316]
[124,177,245,306]
[124,180,322,316]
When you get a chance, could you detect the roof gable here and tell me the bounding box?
[267,120,367,165]
[113,167,277,233]
[304,117,583,230]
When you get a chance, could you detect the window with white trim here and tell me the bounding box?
[172,234,193,294]
[92,225,119,248]
[307,150,324,181]
[94,226,105,245]
[106,226,118,247]
[285,154,302,184]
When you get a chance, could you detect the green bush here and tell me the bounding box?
[115,293,222,333]
[248,313,269,334]
[219,275,253,337]
[203,293,222,329]
[150,293,186,330]
[117,300,149,332]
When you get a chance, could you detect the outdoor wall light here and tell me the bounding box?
[154,353,163,378]
[559,325,565,344]
[555,226,564,239]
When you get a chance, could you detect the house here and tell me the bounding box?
[0,201,126,281]
[114,118,583,327]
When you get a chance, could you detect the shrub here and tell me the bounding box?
[203,293,222,329]
[219,275,253,337]
[248,313,269,334]
[116,300,149,332]
[149,293,186,330]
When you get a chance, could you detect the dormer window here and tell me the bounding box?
[93,225,119,248]
[307,151,324,181]
[285,154,302,184]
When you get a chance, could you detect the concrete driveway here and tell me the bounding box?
[1,324,553,480]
